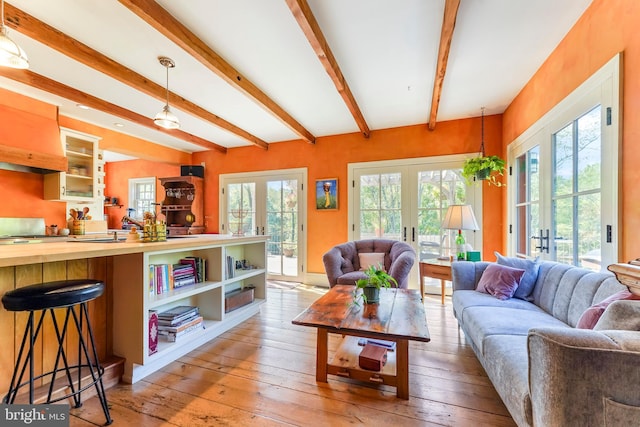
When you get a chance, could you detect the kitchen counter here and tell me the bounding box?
[0,234,267,268]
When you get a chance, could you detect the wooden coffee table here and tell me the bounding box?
[292,285,430,399]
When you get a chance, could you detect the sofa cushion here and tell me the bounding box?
[495,252,541,301]
[577,290,640,329]
[482,335,533,427]
[462,305,568,354]
[452,290,544,324]
[477,263,525,300]
[336,271,368,286]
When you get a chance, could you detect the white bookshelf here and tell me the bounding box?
[111,236,267,383]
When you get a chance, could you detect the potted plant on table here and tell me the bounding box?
[352,264,398,306]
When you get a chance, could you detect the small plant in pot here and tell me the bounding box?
[462,155,506,187]
[352,264,398,306]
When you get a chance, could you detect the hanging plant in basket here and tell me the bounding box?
[462,107,506,187]
[462,155,506,186]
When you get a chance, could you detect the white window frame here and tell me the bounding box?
[507,53,621,268]
[128,177,156,219]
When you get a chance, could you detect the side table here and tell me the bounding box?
[419,259,452,304]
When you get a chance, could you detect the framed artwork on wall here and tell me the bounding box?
[316,178,338,210]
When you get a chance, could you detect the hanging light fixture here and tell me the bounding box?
[0,0,29,69]
[154,56,180,129]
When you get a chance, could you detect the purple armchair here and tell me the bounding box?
[322,239,416,289]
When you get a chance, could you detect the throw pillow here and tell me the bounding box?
[358,252,385,271]
[576,290,640,329]
[495,252,541,301]
[476,263,525,300]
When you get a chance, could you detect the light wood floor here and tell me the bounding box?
[70,284,516,426]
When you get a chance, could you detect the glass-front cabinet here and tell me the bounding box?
[44,128,101,202]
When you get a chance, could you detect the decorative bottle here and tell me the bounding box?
[455,231,466,261]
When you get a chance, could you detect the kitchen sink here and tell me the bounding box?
[67,238,126,243]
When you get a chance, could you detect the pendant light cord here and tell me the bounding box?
[164,64,170,108]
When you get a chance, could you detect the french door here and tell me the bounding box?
[508,55,620,270]
[348,155,482,290]
[220,169,307,282]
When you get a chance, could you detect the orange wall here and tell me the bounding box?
[194,116,505,274]
[0,169,67,227]
[503,0,640,261]
[104,160,180,229]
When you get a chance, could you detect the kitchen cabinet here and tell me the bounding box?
[44,128,101,202]
[111,236,267,383]
[160,176,204,235]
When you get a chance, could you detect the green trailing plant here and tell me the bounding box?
[352,264,398,306]
[462,155,506,187]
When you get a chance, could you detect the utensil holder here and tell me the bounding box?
[71,220,85,235]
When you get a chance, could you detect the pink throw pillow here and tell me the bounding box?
[576,290,640,329]
[476,264,525,300]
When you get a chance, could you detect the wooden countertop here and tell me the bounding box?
[0,234,269,267]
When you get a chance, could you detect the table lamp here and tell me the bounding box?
[442,205,479,260]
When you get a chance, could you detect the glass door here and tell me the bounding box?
[349,156,482,291]
[221,169,306,282]
[514,144,542,258]
[266,179,300,279]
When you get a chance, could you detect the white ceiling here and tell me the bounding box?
[1,0,593,161]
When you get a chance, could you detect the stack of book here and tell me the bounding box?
[149,256,206,296]
[156,305,204,342]
[172,263,196,289]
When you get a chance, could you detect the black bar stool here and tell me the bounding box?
[2,279,112,425]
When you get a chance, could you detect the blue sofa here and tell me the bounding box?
[452,260,640,427]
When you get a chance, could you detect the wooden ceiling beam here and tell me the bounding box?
[428,0,460,131]
[285,0,370,138]
[4,3,267,150]
[118,0,315,144]
[0,68,227,153]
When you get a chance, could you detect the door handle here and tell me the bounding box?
[403,227,407,242]
[412,227,415,242]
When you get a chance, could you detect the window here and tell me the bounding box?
[508,54,620,271]
[128,177,155,219]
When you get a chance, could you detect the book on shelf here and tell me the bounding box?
[182,256,205,282]
[149,257,205,296]
[157,315,203,333]
[156,305,199,326]
[158,319,205,342]
[357,337,396,351]
[225,255,234,279]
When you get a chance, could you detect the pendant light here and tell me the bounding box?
[0,0,29,69]
[154,56,180,129]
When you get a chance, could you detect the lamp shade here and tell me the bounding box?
[442,205,479,231]
[0,26,28,69]
[154,105,180,129]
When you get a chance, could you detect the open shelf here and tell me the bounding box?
[148,280,224,308]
